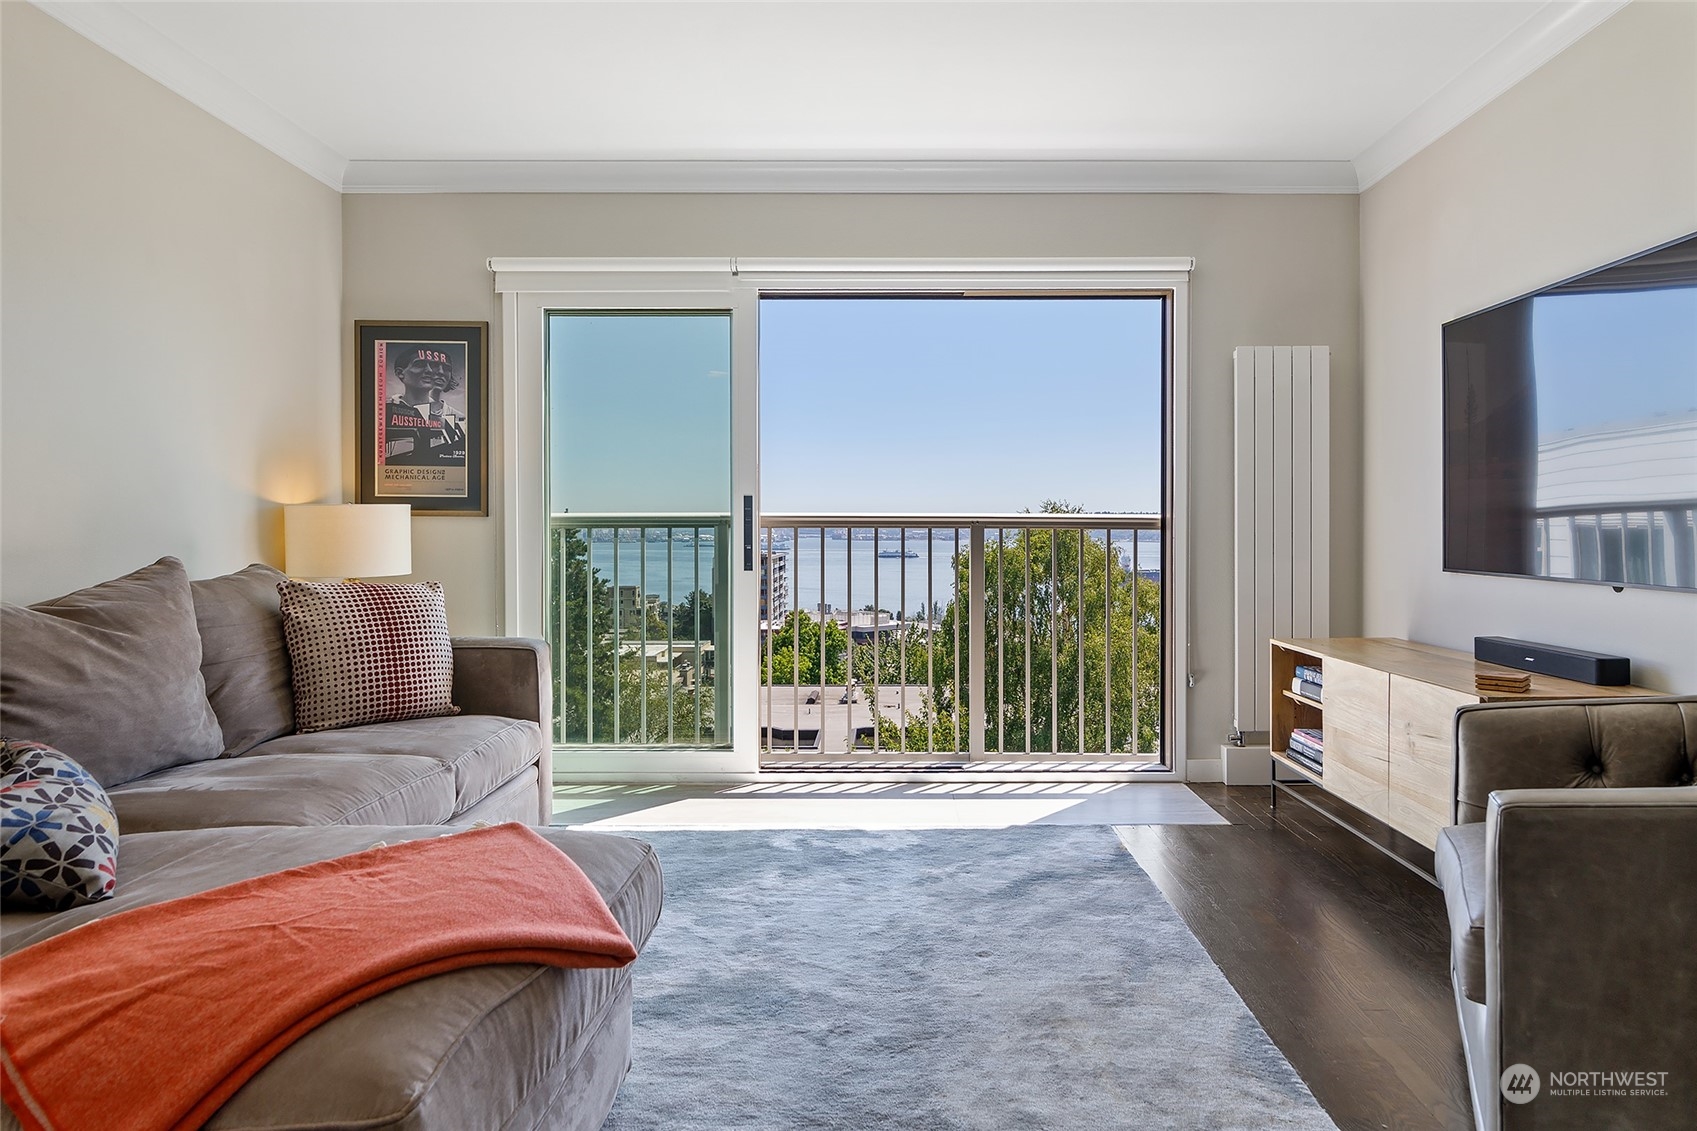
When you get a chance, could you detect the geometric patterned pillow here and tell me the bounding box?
[277,580,460,735]
[1,738,120,911]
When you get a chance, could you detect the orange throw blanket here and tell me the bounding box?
[0,823,637,1131]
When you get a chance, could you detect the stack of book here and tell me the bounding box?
[1290,663,1324,703]
[1476,670,1532,694]
[1286,727,1324,774]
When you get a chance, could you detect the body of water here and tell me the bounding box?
[587,529,1162,616]
[784,535,962,618]
[589,539,721,606]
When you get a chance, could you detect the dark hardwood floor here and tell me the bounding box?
[1120,785,1473,1131]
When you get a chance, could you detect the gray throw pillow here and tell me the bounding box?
[192,563,295,756]
[0,557,224,787]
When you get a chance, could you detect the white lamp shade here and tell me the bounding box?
[284,504,412,579]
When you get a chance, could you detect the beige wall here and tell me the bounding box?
[1360,1,1697,692]
[0,4,342,602]
[343,191,1363,754]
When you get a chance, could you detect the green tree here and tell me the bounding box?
[612,648,715,745]
[846,623,933,689]
[670,588,714,640]
[548,528,616,743]
[548,529,715,745]
[762,609,850,685]
[882,501,1161,755]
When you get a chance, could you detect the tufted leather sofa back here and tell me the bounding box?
[1453,696,1697,824]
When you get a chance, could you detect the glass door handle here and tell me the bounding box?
[743,495,755,571]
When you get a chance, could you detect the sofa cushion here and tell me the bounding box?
[106,753,455,832]
[279,581,459,734]
[1,825,663,956]
[250,715,544,817]
[0,740,119,911]
[191,563,294,757]
[0,824,663,1131]
[454,769,544,825]
[1435,821,1488,1004]
[0,557,223,787]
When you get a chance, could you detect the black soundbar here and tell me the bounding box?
[1474,636,1631,686]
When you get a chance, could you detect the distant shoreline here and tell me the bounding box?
[588,531,1163,612]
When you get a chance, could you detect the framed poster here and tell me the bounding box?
[356,321,488,516]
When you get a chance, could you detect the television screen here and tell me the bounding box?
[1443,233,1697,591]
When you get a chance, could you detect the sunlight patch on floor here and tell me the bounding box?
[553,782,1228,830]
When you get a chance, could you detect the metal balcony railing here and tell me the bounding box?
[547,514,730,747]
[1532,503,1697,588]
[758,513,1163,762]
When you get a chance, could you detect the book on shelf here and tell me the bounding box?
[1285,747,1323,775]
[1287,740,1323,765]
[1289,677,1323,702]
[1294,664,1323,685]
[1291,727,1324,750]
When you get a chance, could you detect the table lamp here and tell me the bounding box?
[283,503,412,580]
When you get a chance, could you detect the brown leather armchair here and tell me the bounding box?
[1435,695,1697,1130]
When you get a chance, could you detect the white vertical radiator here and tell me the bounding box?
[1233,346,1330,740]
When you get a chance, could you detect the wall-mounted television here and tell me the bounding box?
[1443,232,1697,592]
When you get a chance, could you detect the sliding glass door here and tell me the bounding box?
[547,311,735,750]
[493,256,1189,780]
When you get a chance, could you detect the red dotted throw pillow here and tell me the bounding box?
[278,581,460,734]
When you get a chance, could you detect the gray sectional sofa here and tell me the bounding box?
[3,823,663,1131]
[0,557,664,1131]
[2,559,555,830]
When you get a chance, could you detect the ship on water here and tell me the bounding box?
[876,549,920,558]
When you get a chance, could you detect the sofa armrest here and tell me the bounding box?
[451,637,551,726]
[1485,788,1697,1127]
[451,638,553,823]
[1452,696,1697,824]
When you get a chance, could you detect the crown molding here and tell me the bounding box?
[1352,0,1630,191]
[30,0,1354,196]
[33,1,348,191]
[39,0,1628,199]
[341,159,1360,194]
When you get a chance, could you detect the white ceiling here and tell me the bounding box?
[38,1,1630,193]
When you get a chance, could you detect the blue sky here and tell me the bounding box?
[546,297,1167,516]
[759,297,1165,513]
[549,312,733,514]
[1532,288,1697,436]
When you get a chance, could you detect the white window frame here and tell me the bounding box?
[491,257,1194,782]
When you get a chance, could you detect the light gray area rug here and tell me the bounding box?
[601,826,1337,1130]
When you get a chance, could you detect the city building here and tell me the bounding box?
[614,585,660,628]
[759,550,789,623]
